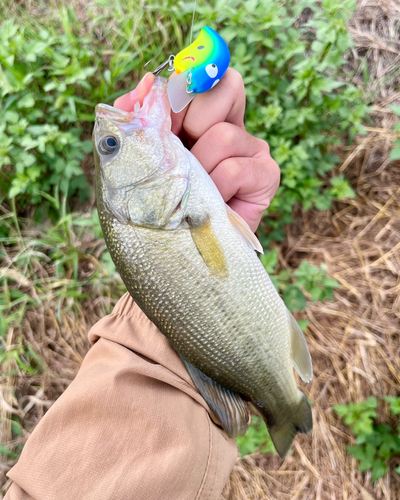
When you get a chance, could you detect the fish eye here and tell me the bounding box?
[197,45,205,50]
[99,135,119,155]
[205,63,218,78]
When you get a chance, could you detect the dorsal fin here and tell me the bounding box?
[180,356,250,438]
[226,205,263,254]
[287,309,313,383]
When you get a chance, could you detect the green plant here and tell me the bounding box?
[0,205,124,372]
[0,2,196,213]
[334,397,400,482]
[0,18,95,207]
[236,415,276,456]
[2,0,367,235]
[261,249,339,317]
[198,0,367,244]
[389,105,400,161]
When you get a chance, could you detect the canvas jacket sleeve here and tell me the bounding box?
[4,292,238,500]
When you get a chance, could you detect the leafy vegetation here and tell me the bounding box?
[261,248,339,317]
[0,204,124,386]
[236,416,276,456]
[0,0,371,471]
[0,17,95,207]
[1,0,366,229]
[205,0,367,244]
[334,397,400,482]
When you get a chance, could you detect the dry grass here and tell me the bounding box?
[1,0,400,498]
[222,1,400,499]
[0,219,124,491]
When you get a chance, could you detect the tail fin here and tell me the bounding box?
[262,393,312,459]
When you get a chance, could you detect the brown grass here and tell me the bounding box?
[0,221,124,490]
[222,1,400,499]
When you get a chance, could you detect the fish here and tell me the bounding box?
[93,76,313,458]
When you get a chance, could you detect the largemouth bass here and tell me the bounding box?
[93,76,313,458]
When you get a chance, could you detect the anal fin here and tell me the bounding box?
[287,308,313,383]
[180,356,249,438]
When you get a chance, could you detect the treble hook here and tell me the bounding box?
[144,55,175,76]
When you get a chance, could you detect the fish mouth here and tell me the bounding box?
[95,103,147,131]
[182,56,195,62]
[95,104,132,123]
[95,77,170,126]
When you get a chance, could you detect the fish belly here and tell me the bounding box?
[104,215,300,421]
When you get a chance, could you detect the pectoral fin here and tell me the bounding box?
[180,356,250,438]
[226,205,263,254]
[287,309,313,383]
[188,217,228,278]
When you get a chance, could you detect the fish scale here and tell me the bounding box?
[93,76,313,458]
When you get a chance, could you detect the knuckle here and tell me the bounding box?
[255,139,281,180]
[224,68,245,93]
[256,138,271,156]
[220,157,242,179]
[268,157,281,186]
[211,122,238,148]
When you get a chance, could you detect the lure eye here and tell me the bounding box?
[205,63,218,78]
[99,135,119,155]
[197,45,205,50]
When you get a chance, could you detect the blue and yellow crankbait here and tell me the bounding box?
[149,27,230,113]
[174,27,230,94]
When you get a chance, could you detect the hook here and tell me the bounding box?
[144,55,175,76]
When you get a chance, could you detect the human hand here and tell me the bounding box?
[114,69,280,232]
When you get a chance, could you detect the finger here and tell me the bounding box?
[171,68,246,140]
[190,122,267,173]
[114,73,155,111]
[209,156,280,232]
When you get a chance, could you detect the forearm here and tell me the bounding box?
[5,294,237,500]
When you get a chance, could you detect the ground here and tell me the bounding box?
[1,1,400,499]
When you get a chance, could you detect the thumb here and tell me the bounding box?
[113,73,155,111]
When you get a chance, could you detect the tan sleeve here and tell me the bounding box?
[5,293,237,500]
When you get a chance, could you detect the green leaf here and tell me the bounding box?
[260,249,278,273]
[384,396,400,416]
[390,143,400,161]
[364,397,378,409]
[333,404,349,416]
[323,278,340,288]
[236,416,276,456]
[0,445,19,459]
[310,286,323,301]
[8,185,22,198]
[389,105,400,117]
[371,458,386,482]
[283,285,307,312]
[17,93,35,108]
[5,110,19,123]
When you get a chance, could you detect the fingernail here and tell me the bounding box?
[129,72,151,100]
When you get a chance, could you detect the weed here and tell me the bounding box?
[236,415,276,456]
[261,248,339,317]
[1,0,368,237]
[334,397,400,482]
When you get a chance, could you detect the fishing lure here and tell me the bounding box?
[149,27,230,113]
